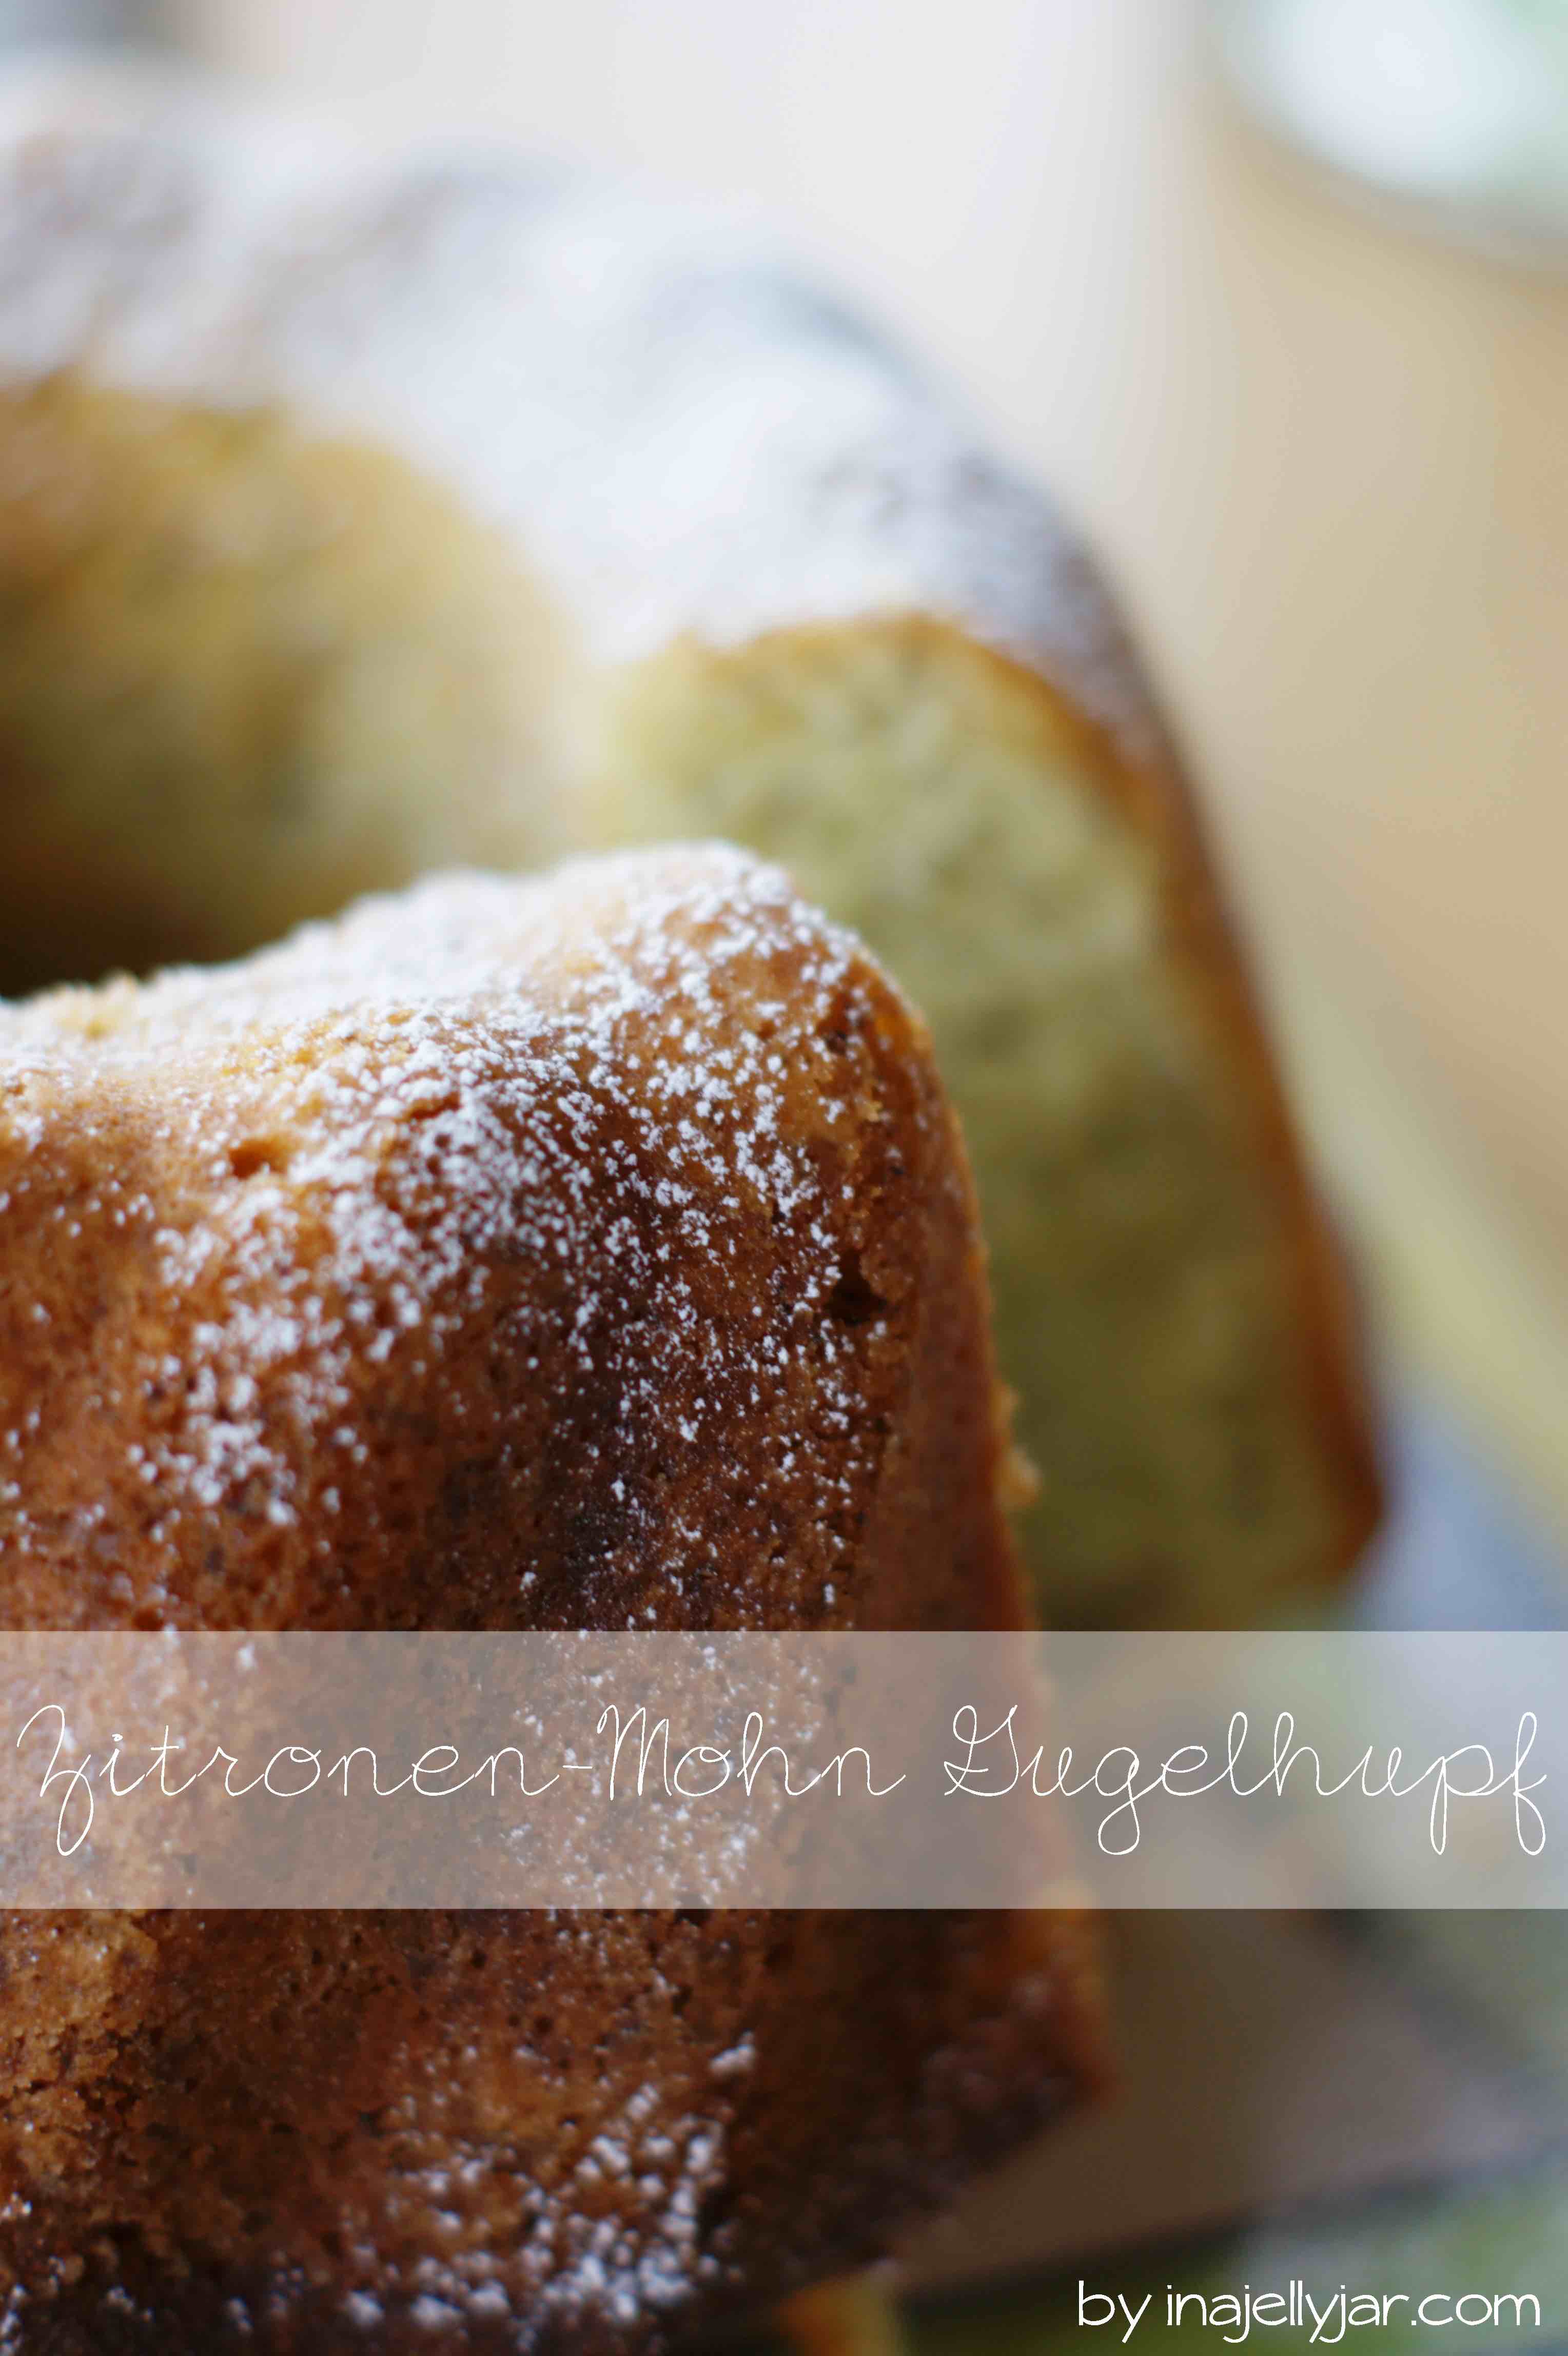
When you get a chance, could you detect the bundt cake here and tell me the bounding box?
[0,842,1104,2348]
[0,60,1380,1627]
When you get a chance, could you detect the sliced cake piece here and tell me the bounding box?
[0,844,1103,2351]
[0,63,1381,1619]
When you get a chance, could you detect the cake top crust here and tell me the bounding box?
[1,845,970,1631]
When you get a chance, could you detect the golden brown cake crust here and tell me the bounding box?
[0,848,1020,1634]
[0,847,1104,2350]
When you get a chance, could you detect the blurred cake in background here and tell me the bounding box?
[0,63,1382,1624]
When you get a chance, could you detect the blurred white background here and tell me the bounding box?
[163,0,1568,1526]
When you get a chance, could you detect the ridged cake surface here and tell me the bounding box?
[0,843,1103,2349]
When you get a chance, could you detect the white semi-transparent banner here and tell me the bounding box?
[0,1633,1557,1908]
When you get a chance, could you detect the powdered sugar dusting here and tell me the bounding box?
[0,847,925,2338]
[358,2085,741,2344]
[0,845,918,1639]
[0,64,1162,762]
